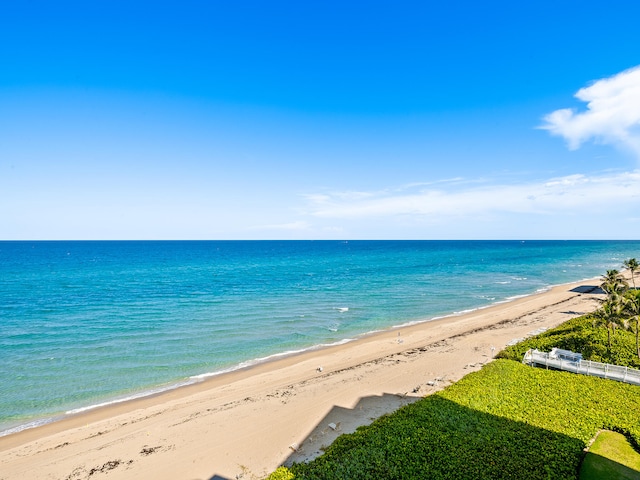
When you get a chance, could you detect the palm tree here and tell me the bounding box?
[592,299,624,355]
[600,269,628,298]
[623,258,639,289]
[623,292,640,358]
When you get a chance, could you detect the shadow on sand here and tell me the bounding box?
[283,392,419,467]
[202,393,417,480]
[284,393,421,466]
[571,285,606,295]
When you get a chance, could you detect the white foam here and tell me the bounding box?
[390,276,598,331]
[65,379,196,415]
[189,338,355,381]
[0,379,198,437]
[0,418,59,438]
[503,293,533,301]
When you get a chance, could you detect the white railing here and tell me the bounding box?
[522,349,640,386]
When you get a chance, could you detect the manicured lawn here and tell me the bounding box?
[580,430,640,480]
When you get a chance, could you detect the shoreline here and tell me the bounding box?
[0,276,606,480]
[0,276,599,439]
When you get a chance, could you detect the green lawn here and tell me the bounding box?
[580,430,640,480]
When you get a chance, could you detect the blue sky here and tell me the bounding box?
[1,1,640,239]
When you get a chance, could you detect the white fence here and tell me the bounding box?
[522,349,640,386]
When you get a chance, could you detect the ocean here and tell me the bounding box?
[1,240,639,435]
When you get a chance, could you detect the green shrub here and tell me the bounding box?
[265,466,295,480]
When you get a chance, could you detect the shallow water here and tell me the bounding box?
[1,240,638,434]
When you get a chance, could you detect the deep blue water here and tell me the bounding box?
[1,240,639,435]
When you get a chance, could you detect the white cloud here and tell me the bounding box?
[302,171,640,219]
[541,65,640,157]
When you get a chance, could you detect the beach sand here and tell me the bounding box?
[0,279,605,480]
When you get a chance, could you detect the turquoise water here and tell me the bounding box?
[1,240,639,435]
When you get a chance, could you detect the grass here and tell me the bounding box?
[580,431,640,480]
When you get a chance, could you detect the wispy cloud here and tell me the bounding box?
[302,172,640,219]
[541,65,640,158]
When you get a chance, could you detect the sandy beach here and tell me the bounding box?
[0,278,605,480]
